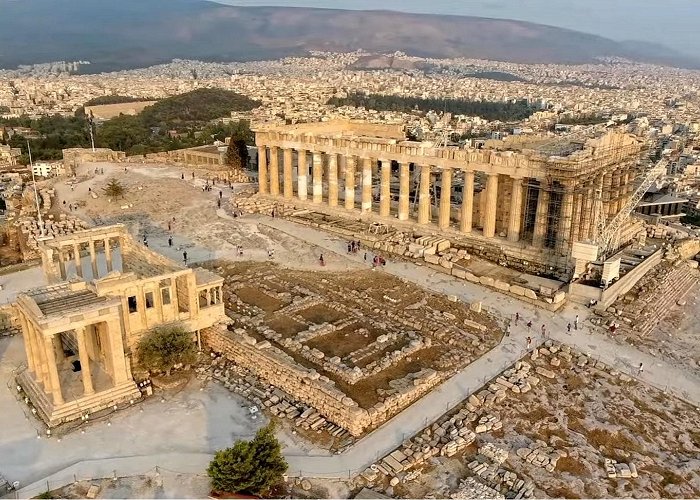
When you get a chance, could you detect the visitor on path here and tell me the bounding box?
[541,324,546,338]
[505,325,511,337]
[168,236,172,247]
[217,199,221,208]
[319,254,325,266]
[181,173,185,180]
[574,315,579,330]
[637,362,644,375]
[183,251,188,264]
[515,312,519,325]
[527,320,532,331]
[364,252,367,261]
[219,190,223,199]
[168,222,171,231]
[526,336,532,349]
[192,172,195,179]
[567,323,571,333]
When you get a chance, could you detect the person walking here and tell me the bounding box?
[515,312,519,325]
[168,236,173,247]
[527,320,532,332]
[219,190,223,199]
[181,173,185,180]
[541,324,546,338]
[574,315,579,330]
[637,362,644,376]
[567,323,572,334]
[319,254,325,266]
[526,336,532,350]
[183,251,188,265]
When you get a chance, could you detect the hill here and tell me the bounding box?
[0,0,697,71]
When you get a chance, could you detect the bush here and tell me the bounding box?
[136,325,196,376]
[208,423,288,496]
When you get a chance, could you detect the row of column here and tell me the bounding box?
[18,311,65,405]
[258,146,521,238]
[56,237,116,281]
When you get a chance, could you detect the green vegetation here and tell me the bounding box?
[328,92,536,121]
[680,214,700,227]
[207,423,288,496]
[136,325,196,376]
[557,113,609,125]
[102,178,127,199]
[0,105,9,114]
[0,88,259,162]
[225,127,250,171]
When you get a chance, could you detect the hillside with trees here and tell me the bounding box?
[328,93,537,121]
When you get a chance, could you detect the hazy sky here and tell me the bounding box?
[213,0,700,56]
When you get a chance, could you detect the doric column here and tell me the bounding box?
[104,238,113,273]
[398,162,410,221]
[559,187,575,253]
[257,146,268,195]
[57,248,66,279]
[89,240,98,278]
[312,152,323,204]
[460,170,475,233]
[76,326,94,395]
[345,156,356,210]
[609,169,622,216]
[507,177,523,242]
[297,149,308,201]
[18,312,36,374]
[73,243,83,278]
[361,157,372,214]
[328,153,339,207]
[107,320,129,385]
[438,169,452,229]
[29,321,49,389]
[269,146,280,196]
[532,185,550,247]
[601,172,612,221]
[283,148,293,199]
[379,160,391,217]
[418,165,432,224]
[571,192,583,245]
[44,335,64,405]
[580,184,594,241]
[482,173,499,238]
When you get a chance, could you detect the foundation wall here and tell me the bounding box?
[202,326,370,436]
[598,248,663,309]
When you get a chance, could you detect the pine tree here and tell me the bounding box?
[102,177,127,199]
[208,423,288,495]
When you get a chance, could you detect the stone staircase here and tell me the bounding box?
[632,265,698,337]
[18,371,141,427]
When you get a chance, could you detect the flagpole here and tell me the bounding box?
[27,140,45,237]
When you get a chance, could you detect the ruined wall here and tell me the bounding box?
[598,248,663,309]
[202,325,370,436]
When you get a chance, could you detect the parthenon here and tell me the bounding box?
[254,121,646,276]
[15,225,226,427]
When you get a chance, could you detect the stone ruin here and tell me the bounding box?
[17,214,89,260]
[201,264,501,437]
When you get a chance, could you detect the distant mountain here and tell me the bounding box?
[1,0,697,72]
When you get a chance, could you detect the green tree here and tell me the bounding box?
[102,178,127,199]
[225,137,249,171]
[136,325,196,376]
[208,423,288,496]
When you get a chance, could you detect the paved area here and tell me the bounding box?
[0,266,46,305]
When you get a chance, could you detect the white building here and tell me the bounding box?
[33,161,63,177]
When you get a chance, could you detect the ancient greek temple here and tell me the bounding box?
[254,121,644,274]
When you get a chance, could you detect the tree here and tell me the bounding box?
[225,136,249,172]
[136,325,196,376]
[208,423,288,496]
[102,178,127,199]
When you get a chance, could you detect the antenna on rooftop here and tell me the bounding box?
[27,140,45,237]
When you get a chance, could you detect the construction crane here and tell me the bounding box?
[593,158,668,260]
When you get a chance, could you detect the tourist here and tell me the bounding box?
[574,315,579,330]
[637,362,643,375]
[567,323,571,334]
[526,320,532,331]
[217,198,221,208]
[319,254,325,266]
[526,336,532,349]
[168,236,172,247]
[192,172,195,179]
[219,190,223,199]
[183,251,188,264]
[181,173,184,180]
[364,252,367,261]
[541,324,546,337]
[515,312,519,325]
[347,242,352,254]
[505,324,511,337]
[168,221,171,231]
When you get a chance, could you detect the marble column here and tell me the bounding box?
[18,313,36,374]
[418,165,432,224]
[460,170,475,233]
[438,169,452,229]
[571,192,583,245]
[609,169,622,216]
[57,249,66,279]
[398,162,410,221]
[44,335,64,405]
[107,320,129,385]
[312,152,323,204]
[29,321,49,389]
[532,186,550,248]
[257,146,268,195]
[76,326,94,395]
[580,185,594,241]
[89,240,98,278]
[559,187,575,253]
[379,160,391,217]
[269,146,280,196]
[297,149,308,201]
[361,157,372,214]
[345,156,356,210]
[601,172,612,221]
[73,243,83,278]
[328,153,339,207]
[482,173,499,238]
[507,177,523,242]
[283,148,293,199]
[104,238,113,273]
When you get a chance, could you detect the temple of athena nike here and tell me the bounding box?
[253,121,645,277]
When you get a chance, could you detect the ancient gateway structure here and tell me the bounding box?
[14,225,226,427]
[254,121,646,276]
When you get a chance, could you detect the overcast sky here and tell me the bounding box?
[212,0,700,56]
